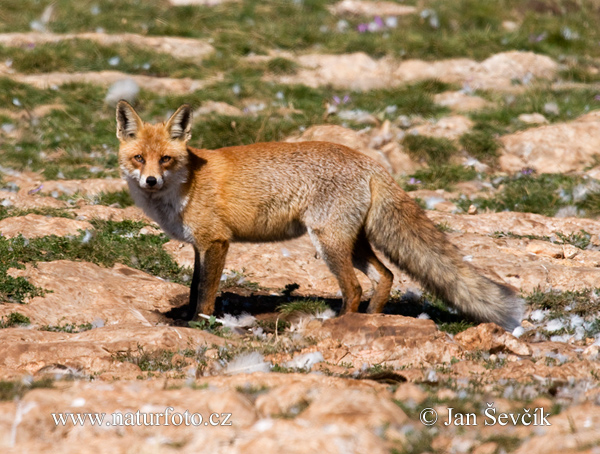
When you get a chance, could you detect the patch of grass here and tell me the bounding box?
[113,345,197,373]
[526,288,600,317]
[459,130,500,163]
[405,165,478,191]
[0,206,75,221]
[267,57,298,75]
[0,40,212,79]
[0,377,54,401]
[0,312,31,328]
[92,190,134,208]
[219,270,263,292]
[492,229,592,250]
[469,174,581,216]
[41,322,93,333]
[438,320,476,335]
[277,299,330,317]
[403,135,458,165]
[481,435,523,453]
[0,220,191,291]
[471,88,599,136]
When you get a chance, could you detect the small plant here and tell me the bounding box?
[277,299,330,317]
[0,377,54,401]
[41,322,93,333]
[0,312,31,328]
[438,320,476,335]
[267,57,299,75]
[403,135,458,164]
[408,164,477,191]
[112,345,196,373]
[459,130,500,163]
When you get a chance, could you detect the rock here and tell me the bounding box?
[73,205,148,222]
[0,325,224,378]
[433,91,491,113]
[393,383,428,404]
[314,313,462,372]
[34,178,127,197]
[500,110,600,173]
[426,211,600,238]
[2,261,188,325]
[0,190,67,210]
[0,214,93,238]
[412,115,474,140]
[525,239,564,259]
[0,32,214,61]
[394,51,557,91]
[518,113,549,124]
[455,323,532,356]
[513,404,600,454]
[195,101,244,117]
[269,51,557,92]
[329,0,417,17]
[12,70,220,95]
[272,52,397,91]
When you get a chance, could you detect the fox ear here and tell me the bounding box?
[116,100,143,141]
[166,104,192,141]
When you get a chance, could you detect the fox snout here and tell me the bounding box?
[138,173,164,190]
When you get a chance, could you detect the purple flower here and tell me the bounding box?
[332,95,341,105]
[594,95,600,102]
[408,178,421,185]
[521,167,535,176]
[28,184,43,195]
[342,94,350,104]
[357,23,368,33]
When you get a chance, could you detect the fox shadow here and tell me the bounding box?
[163,289,468,326]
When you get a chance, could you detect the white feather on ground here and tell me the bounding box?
[284,352,324,370]
[104,79,140,106]
[225,352,271,375]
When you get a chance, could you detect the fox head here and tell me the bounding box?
[116,100,192,192]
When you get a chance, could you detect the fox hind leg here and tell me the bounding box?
[352,233,393,314]
[308,227,363,314]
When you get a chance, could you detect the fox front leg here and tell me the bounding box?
[187,240,229,319]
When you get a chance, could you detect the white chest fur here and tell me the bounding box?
[126,179,194,244]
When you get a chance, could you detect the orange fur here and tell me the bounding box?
[116,101,523,330]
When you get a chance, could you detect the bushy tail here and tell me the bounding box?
[365,175,523,331]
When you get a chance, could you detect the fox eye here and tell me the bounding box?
[134,155,145,163]
[160,156,172,164]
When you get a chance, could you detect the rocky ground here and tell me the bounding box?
[2,0,600,453]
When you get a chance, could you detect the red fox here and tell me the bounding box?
[116,100,522,330]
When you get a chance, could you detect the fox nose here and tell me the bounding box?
[146,176,157,187]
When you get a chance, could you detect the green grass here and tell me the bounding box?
[113,345,197,373]
[471,87,600,136]
[0,40,212,79]
[466,173,582,216]
[0,377,54,401]
[403,135,458,164]
[277,299,330,317]
[41,322,93,333]
[403,165,478,191]
[0,219,191,305]
[526,288,600,317]
[0,312,31,328]
[459,130,500,163]
[493,230,592,250]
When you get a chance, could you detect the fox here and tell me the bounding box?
[116,100,523,331]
